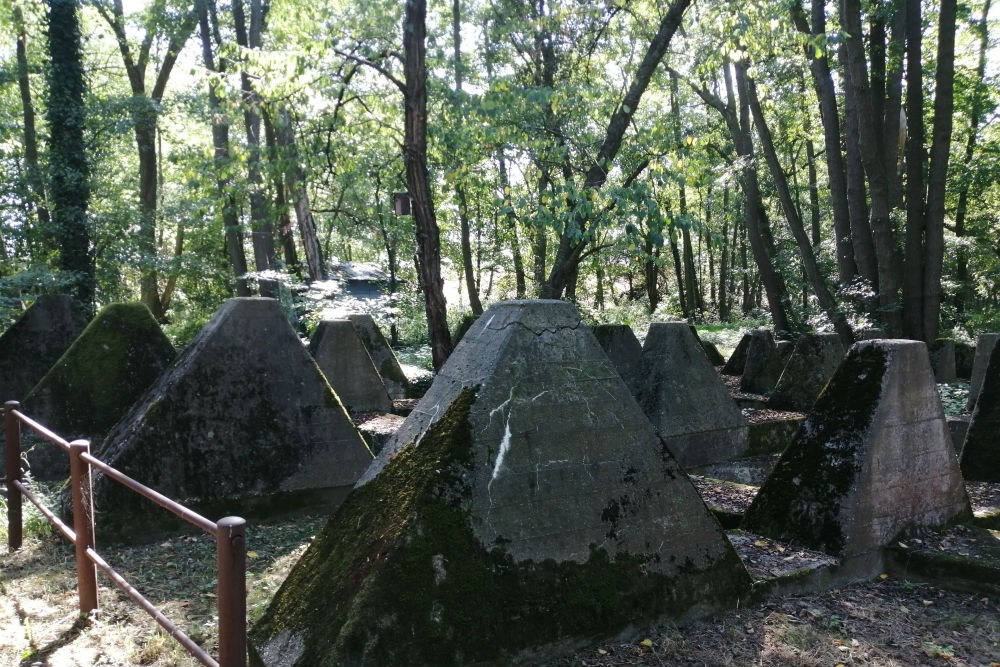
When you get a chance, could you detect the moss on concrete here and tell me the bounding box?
[251,385,750,666]
[26,302,174,433]
[742,344,887,556]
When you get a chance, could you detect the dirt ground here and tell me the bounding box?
[3,478,1000,667]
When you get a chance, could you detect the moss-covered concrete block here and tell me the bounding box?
[347,314,410,399]
[592,323,642,394]
[0,294,88,404]
[967,333,999,411]
[740,328,784,395]
[961,338,1000,481]
[721,333,750,376]
[91,298,373,537]
[20,302,175,480]
[747,415,805,455]
[929,339,957,383]
[743,340,970,562]
[251,300,752,666]
[310,320,392,413]
[634,323,749,467]
[955,341,974,380]
[768,333,845,412]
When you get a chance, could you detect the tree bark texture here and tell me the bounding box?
[47,0,94,312]
[15,4,50,249]
[741,63,854,347]
[197,0,250,296]
[404,0,453,370]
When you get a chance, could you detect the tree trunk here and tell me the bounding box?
[902,0,925,338]
[197,0,250,296]
[404,0,452,370]
[263,110,302,273]
[275,108,325,282]
[792,0,856,285]
[741,62,854,347]
[687,62,796,334]
[952,0,992,318]
[921,0,957,343]
[718,187,730,321]
[451,0,482,315]
[14,5,49,251]
[842,0,900,332]
[232,0,277,287]
[94,0,196,319]
[668,222,688,318]
[498,152,526,298]
[46,0,93,313]
[540,0,691,298]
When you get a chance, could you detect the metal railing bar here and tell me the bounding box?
[12,410,72,452]
[80,452,218,536]
[85,546,220,667]
[14,479,77,543]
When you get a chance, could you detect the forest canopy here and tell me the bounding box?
[1,0,998,359]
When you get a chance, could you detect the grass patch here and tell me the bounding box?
[0,505,325,667]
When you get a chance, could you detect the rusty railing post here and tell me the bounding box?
[217,516,247,667]
[5,400,22,550]
[68,439,98,614]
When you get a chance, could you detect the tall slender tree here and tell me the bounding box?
[404,0,452,369]
[46,0,93,312]
[93,0,198,319]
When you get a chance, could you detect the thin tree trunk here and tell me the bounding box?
[686,63,796,334]
[953,0,992,318]
[94,0,196,319]
[232,0,276,287]
[14,5,49,250]
[718,187,730,321]
[902,0,925,338]
[404,0,452,369]
[198,0,250,296]
[921,0,957,342]
[668,222,688,318]
[541,0,691,298]
[452,0,482,315]
[741,62,853,347]
[791,0,857,285]
[263,110,301,273]
[842,0,900,332]
[498,152,526,297]
[275,108,325,281]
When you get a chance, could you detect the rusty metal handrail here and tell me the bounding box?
[4,401,246,667]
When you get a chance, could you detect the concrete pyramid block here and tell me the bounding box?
[634,323,749,467]
[252,300,751,667]
[92,298,373,535]
[310,320,392,413]
[961,341,1000,481]
[701,340,726,366]
[955,341,974,380]
[967,333,1000,411]
[0,294,88,404]
[721,333,750,375]
[739,328,784,395]
[19,302,175,480]
[929,339,957,383]
[768,333,846,412]
[592,323,642,392]
[744,340,970,561]
[348,314,409,399]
